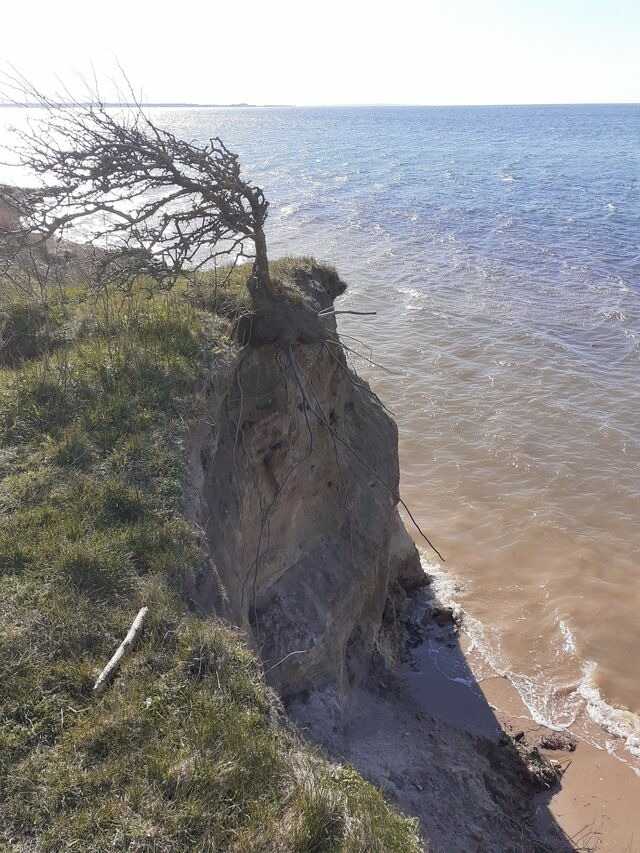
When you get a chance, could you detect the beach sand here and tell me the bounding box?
[482,675,640,852]
[402,603,640,852]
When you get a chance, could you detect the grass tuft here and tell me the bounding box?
[0,301,66,366]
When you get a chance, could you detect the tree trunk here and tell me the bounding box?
[253,223,274,297]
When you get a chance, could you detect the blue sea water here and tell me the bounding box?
[155,103,640,302]
[1,103,639,763]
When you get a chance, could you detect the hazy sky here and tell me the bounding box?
[2,0,639,105]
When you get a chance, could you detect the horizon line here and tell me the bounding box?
[1,100,638,109]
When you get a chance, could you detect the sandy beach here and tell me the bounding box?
[482,676,640,852]
[402,589,640,851]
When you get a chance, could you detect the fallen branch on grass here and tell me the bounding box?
[93,606,149,696]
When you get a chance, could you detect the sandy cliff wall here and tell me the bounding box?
[185,265,424,701]
[183,265,574,852]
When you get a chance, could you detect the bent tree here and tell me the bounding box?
[1,81,274,297]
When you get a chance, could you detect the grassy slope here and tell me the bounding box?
[0,263,421,852]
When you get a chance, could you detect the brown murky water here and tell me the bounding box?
[338,270,640,771]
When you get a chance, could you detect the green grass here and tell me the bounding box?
[0,267,420,851]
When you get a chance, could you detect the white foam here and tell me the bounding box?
[419,553,509,681]
[559,619,577,656]
[279,203,298,217]
[451,675,476,686]
[419,555,463,617]
[579,662,640,761]
[508,670,582,731]
[418,555,640,767]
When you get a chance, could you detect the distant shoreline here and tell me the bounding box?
[1,101,638,110]
[0,102,293,109]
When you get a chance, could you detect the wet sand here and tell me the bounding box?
[482,676,640,853]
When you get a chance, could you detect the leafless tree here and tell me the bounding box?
[0,76,274,297]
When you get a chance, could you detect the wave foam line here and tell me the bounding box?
[418,553,640,771]
[579,662,640,763]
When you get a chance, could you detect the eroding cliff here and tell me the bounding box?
[184,262,573,852]
[186,264,424,701]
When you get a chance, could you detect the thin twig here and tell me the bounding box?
[263,648,309,676]
[317,309,378,317]
[326,335,402,376]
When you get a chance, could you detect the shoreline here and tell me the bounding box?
[404,575,640,851]
[483,675,640,851]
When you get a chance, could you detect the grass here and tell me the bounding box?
[0,265,420,851]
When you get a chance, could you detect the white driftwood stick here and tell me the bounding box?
[93,606,148,696]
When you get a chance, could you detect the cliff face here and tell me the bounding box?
[185,265,424,700]
[183,266,574,852]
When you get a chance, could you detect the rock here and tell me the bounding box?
[0,185,26,229]
[538,732,577,752]
[423,605,456,627]
[520,745,564,790]
[1,184,105,285]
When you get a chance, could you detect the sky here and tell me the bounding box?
[2,0,639,106]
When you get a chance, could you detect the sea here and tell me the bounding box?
[1,103,639,770]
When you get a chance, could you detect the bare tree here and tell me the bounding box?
[0,77,274,297]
